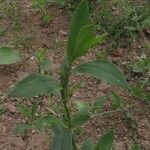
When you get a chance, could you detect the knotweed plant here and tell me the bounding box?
[8,1,138,150]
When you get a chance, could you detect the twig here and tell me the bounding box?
[45,107,59,117]
[142,73,150,87]
[140,29,150,49]
[91,100,145,118]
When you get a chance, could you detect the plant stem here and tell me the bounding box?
[63,96,72,129]
[60,59,78,150]
[61,61,72,129]
[91,100,144,118]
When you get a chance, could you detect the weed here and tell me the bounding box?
[35,49,52,74]
[13,36,34,51]
[9,1,141,149]
[132,54,150,74]
[2,0,22,31]
[32,0,51,24]
[130,53,150,102]
[92,0,150,50]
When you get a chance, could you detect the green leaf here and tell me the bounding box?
[131,144,141,150]
[71,25,94,61]
[130,86,150,102]
[32,117,51,130]
[76,100,91,112]
[132,65,145,73]
[0,47,21,65]
[40,115,63,126]
[82,138,95,150]
[52,125,72,150]
[111,92,123,108]
[76,101,86,111]
[74,60,128,88]
[31,103,38,120]
[18,104,32,119]
[33,115,64,130]
[14,123,33,134]
[35,50,45,61]
[67,0,89,62]
[9,73,61,98]
[96,130,114,150]
[142,17,150,28]
[71,25,106,61]
[72,110,90,127]
[94,96,106,112]
[40,59,51,71]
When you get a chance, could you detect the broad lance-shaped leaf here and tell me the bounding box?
[9,73,61,98]
[67,0,89,62]
[74,61,128,88]
[96,130,114,150]
[0,47,21,64]
[71,25,106,61]
[52,125,72,150]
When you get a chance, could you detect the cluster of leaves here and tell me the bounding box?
[129,54,150,102]
[32,0,51,24]
[132,54,150,74]
[92,0,150,48]
[130,79,150,103]
[91,0,150,103]
[0,0,22,31]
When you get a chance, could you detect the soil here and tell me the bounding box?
[0,0,149,150]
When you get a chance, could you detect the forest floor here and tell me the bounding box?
[0,0,149,150]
